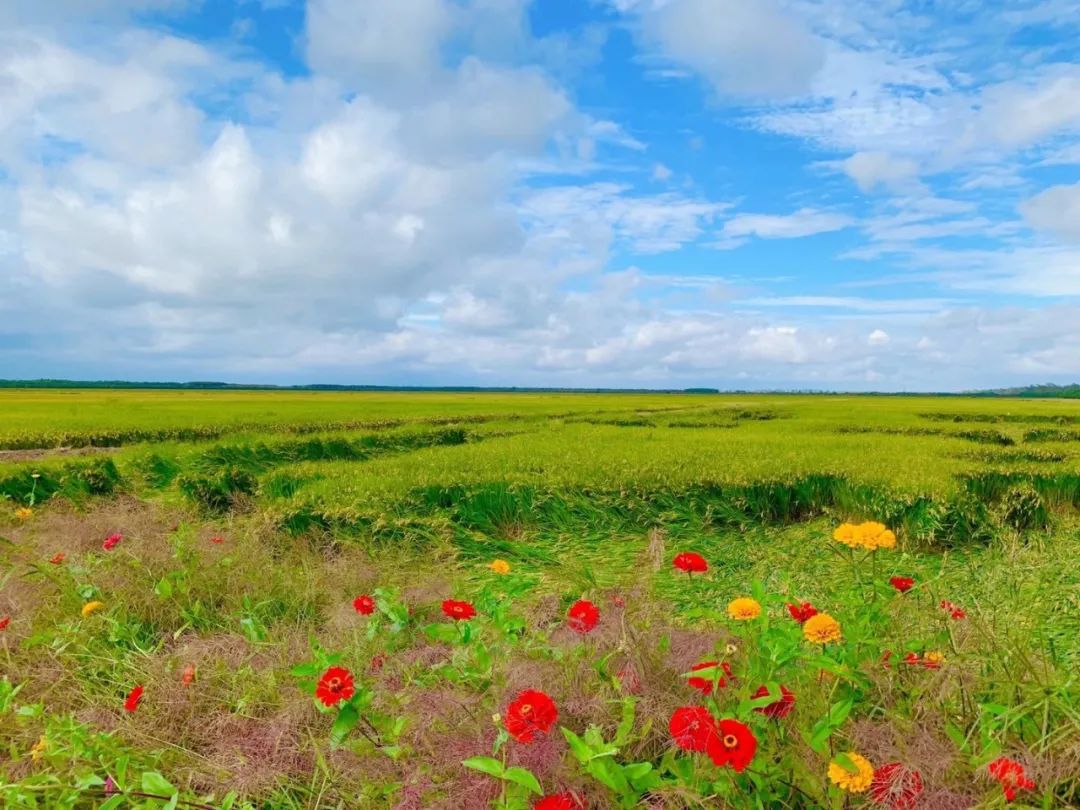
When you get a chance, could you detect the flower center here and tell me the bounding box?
[520,704,532,715]
[327,677,341,690]
[723,734,739,749]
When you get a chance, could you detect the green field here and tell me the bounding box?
[1,390,1079,808]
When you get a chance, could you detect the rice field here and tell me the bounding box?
[1,389,1079,808]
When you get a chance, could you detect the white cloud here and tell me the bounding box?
[868,328,890,346]
[652,163,673,182]
[1020,181,1080,242]
[840,152,921,192]
[640,0,826,98]
[717,207,853,245]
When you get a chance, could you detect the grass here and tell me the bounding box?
[1,390,1079,808]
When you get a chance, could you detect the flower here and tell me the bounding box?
[49,552,65,565]
[504,689,558,743]
[727,597,761,621]
[533,793,583,810]
[315,666,355,707]
[442,599,476,621]
[489,559,511,574]
[987,756,1036,802]
[102,533,122,551]
[786,601,818,623]
[834,521,896,551]
[124,685,144,713]
[210,536,225,545]
[803,613,842,644]
[940,599,967,620]
[81,601,105,617]
[30,736,47,761]
[0,615,10,631]
[669,706,719,752]
[869,763,924,809]
[566,599,600,633]
[706,719,757,772]
[181,663,196,687]
[353,594,376,615]
[103,776,118,796]
[673,552,708,574]
[889,576,915,593]
[15,507,33,520]
[752,684,795,719]
[922,651,945,669]
[687,661,732,695]
[828,753,874,793]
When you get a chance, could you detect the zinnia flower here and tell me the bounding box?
[687,661,732,695]
[15,507,33,520]
[987,756,1036,802]
[0,615,10,631]
[504,689,558,743]
[315,666,355,707]
[940,599,966,620]
[727,597,761,621]
[81,601,105,617]
[706,719,757,772]
[869,763,924,809]
[124,685,144,713]
[30,736,47,761]
[102,533,122,551]
[803,613,841,644]
[752,684,795,719]
[669,706,719,752]
[489,559,511,574]
[210,536,225,545]
[786,601,818,623]
[834,521,896,550]
[49,552,65,565]
[889,576,914,593]
[181,663,196,687]
[442,599,477,621]
[567,599,600,633]
[533,792,583,810]
[921,651,945,669]
[353,594,376,615]
[828,753,874,793]
[673,552,708,574]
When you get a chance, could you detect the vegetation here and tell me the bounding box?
[1,389,1078,808]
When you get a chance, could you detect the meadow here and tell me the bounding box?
[1,389,1079,809]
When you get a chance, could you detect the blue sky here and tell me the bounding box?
[1,0,1080,390]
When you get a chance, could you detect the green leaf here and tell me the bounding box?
[97,797,125,810]
[461,756,505,778]
[561,727,593,764]
[330,703,359,747]
[834,753,858,774]
[502,767,543,795]
[154,577,173,599]
[141,771,176,796]
[289,662,321,678]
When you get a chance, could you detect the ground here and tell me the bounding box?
[1,390,1078,808]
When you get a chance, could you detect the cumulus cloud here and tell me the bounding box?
[1020,181,1080,242]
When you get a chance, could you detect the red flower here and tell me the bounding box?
[210,536,225,545]
[687,661,733,695]
[902,652,921,666]
[706,719,757,772]
[504,689,558,743]
[988,757,1036,802]
[442,599,476,621]
[870,763,924,809]
[889,576,915,593]
[124,685,144,712]
[566,599,600,633]
[315,666,355,707]
[181,663,196,687]
[940,599,966,620]
[669,706,719,752]
[882,650,893,669]
[102,533,122,551]
[673,551,708,574]
[353,594,376,615]
[533,792,584,810]
[752,684,795,719]
[49,552,65,565]
[786,601,818,623]
[0,616,10,631]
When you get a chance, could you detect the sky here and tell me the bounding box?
[1,1,1080,391]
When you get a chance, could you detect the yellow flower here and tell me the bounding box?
[924,650,946,667]
[81,601,105,618]
[30,736,47,762]
[489,559,511,575]
[15,507,33,520]
[727,597,762,621]
[803,612,842,644]
[832,523,858,547]
[828,752,874,793]
[833,521,897,550]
